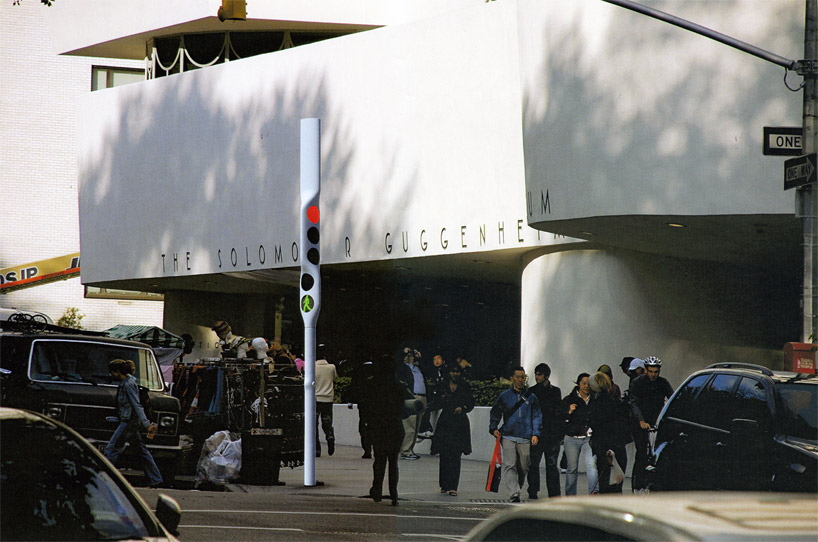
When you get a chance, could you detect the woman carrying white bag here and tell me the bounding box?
[588,371,628,493]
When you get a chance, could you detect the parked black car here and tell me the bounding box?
[0,317,182,481]
[651,363,817,492]
[0,407,181,541]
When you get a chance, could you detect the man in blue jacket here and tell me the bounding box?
[490,366,542,503]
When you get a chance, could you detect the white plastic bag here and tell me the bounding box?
[608,450,625,485]
[195,430,242,485]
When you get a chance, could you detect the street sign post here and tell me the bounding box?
[784,153,817,190]
[763,126,803,156]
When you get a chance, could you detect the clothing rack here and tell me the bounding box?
[172,357,304,469]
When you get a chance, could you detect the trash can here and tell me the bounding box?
[240,427,284,485]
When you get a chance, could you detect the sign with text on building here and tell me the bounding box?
[0,253,81,293]
[784,153,816,190]
[763,126,802,156]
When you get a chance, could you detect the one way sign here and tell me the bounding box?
[784,154,817,190]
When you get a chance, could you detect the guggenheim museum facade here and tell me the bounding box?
[50,0,807,387]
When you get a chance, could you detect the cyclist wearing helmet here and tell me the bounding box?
[628,355,673,492]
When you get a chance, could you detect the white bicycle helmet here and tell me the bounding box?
[644,355,662,367]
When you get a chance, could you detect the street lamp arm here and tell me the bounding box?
[602,0,798,71]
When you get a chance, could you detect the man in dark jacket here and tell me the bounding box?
[629,355,673,492]
[525,363,563,499]
[489,366,542,503]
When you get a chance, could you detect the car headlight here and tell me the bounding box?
[158,413,177,434]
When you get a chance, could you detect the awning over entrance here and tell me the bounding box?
[104,324,185,349]
[0,253,81,293]
[105,325,186,382]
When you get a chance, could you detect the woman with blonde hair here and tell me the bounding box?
[588,371,627,493]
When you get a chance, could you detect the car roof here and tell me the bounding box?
[0,330,154,349]
[465,493,818,541]
[690,365,818,386]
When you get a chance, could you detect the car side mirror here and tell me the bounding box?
[155,494,181,536]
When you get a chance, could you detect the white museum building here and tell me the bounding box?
[23,0,809,388]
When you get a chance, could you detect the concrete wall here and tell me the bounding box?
[330,404,494,463]
[520,247,790,391]
[328,404,604,475]
[519,0,802,223]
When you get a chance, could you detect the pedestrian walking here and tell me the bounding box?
[396,347,426,460]
[525,362,563,499]
[629,356,673,492]
[588,371,627,493]
[430,363,474,496]
[361,354,405,506]
[315,344,337,457]
[104,358,163,488]
[562,372,598,495]
[347,357,374,458]
[418,353,447,439]
[489,366,542,503]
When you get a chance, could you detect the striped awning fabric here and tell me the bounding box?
[104,325,185,349]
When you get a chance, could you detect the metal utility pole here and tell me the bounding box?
[800,0,818,342]
[604,0,817,343]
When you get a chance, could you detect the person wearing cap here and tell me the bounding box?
[315,343,337,457]
[627,357,646,383]
[525,362,563,499]
[211,320,250,359]
[628,356,673,492]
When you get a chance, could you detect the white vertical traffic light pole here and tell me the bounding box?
[300,118,321,486]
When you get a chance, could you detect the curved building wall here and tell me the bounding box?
[520,247,795,391]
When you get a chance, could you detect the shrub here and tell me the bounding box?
[332,375,510,406]
[468,377,511,406]
[57,307,85,330]
[333,375,352,403]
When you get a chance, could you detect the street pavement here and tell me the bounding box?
[133,444,630,540]
[136,442,620,503]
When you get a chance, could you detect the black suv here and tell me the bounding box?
[651,363,817,493]
[0,317,182,481]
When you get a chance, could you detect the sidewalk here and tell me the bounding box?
[223,444,626,502]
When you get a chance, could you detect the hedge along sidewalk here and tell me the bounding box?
[333,377,511,406]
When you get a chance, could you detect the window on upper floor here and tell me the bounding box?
[91,66,145,91]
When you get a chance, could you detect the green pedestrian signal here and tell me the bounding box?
[300,119,321,328]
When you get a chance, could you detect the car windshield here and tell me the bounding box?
[29,339,163,389]
[778,382,818,441]
[0,415,154,540]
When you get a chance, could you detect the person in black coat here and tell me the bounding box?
[562,373,598,495]
[360,354,406,506]
[430,364,474,496]
[589,371,628,493]
[525,362,564,499]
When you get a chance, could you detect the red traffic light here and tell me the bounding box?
[307,205,320,224]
